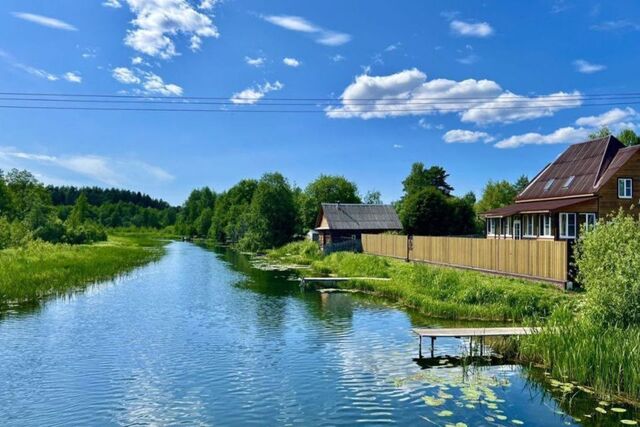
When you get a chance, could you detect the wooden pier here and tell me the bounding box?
[299,276,390,288]
[413,327,536,358]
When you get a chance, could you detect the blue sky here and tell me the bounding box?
[0,0,639,205]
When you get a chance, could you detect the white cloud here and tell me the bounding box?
[450,20,494,37]
[457,54,479,65]
[590,20,640,32]
[113,0,219,59]
[262,14,351,46]
[245,56,265,67]
[443,129,494,143]
[102,0,122,8]
[63,72,82,83]
[575,107,638,127]
[331,54,346,62]
[112,67,141,84]
[494,127,590,149]
[131,56,145,65]
[0,147,174,186]
[230,81,284,105]
[111,67,183,95]
[0,49,79,83]
[199,0,217,10]
[574,59,606,74]
[12,12,77,31]
[384,43,400,52]
[326,68,582,125]
[495,107,640,149]
[283,57,301,67]
[393,144,403,149]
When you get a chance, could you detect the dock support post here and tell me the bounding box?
[480,336,484,356]
[469,336,473,356]
[430,337,435,358]
[418,336,423,359]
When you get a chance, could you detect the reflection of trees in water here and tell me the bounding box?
[521,367,639,426]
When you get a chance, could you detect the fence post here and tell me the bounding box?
[406,235,413,262]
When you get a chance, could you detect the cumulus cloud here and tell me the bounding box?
[443,129,494,143]
[230,81,284,105]
[495,107,640,149]
[63,72,82,83]
[326,68,582,125]
[245,56,265,67]
[12,12,77,31]
[111,67,183,95]
[0,147,174,187]
[574,59,606,74]
[109,0,219,59]
[262,15,351,46]
[450,20,494,37]
[575,107,638,127]
[283,57,301,67]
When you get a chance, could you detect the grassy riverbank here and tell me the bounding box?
[0,235,166,306]
[268,241,571,322]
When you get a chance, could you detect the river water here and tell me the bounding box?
[0,242,637,426]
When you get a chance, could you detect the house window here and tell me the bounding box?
[487,218,496,235]
[524,215,536,237]
[559,213,577,239]
[618,178,633,199]
[505,217,511,236]
[544,179,555,192]
[539,215,552,237]
[581,213,597,232]
[563,176,575,188]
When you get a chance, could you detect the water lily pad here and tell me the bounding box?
[437,410,453,417]
[496,415,508,421]
[611,408,627,413]
[621,421,638,426]
[512,420,524,425]
[485,417,495,422]
[423,396,445,407]
[438,390,454,399]
[596,407,607,414]
[464,404,475,409]
[599,401,611,406]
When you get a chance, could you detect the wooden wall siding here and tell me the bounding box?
[598,154,640,218]
[362,234,568,284]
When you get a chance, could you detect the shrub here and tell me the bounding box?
[575,210,640,327]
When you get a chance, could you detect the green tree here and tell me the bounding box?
[209,179,257,242]
[301,175,360,229]
[363,190,382,204]
[576,210,640,327]
[241,173,296,250]
[589,126,612,139]
[617,128,640,146]
[476,180,519,213]
[68,193,89,226]
[513,175,530,194]
[0,169,10,216]
[400,187,450,235]
[402,163,453,196]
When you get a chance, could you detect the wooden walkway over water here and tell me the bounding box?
[299,277,391,288]
[413,327,537,358]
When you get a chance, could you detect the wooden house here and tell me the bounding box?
[315,203,402,248]
[483,135,640,240]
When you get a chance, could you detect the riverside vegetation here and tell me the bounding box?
[268,210,640,401]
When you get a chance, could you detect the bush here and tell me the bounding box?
[575,210,640,327]
[63,222,108,244]
[267,240,322,265]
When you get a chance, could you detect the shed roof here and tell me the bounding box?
[316,203,402,231]
[483,196,598,218]
[517,136,626,201]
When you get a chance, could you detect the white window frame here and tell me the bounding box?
[487,218,496,236]
[524,214,536,237]
[540,214,553,237]
[581,213,597,232]
[559,213,577,239]
[618,178,633,199]
[504,217,512,237]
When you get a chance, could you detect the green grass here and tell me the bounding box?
[504,309,640,400]
[0,234,166,305]
[266,240,323,265]
[309,252,571,322]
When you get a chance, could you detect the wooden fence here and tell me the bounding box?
[361,234,568,284]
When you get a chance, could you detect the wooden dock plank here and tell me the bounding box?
[412,327,536,338]
[301,277,391,282]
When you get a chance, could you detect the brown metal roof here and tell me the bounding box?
[595,145,640,190]
[316,203,403,231]
[483,196,598,218]
[517,136,625,201]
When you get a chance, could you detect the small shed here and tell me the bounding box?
[315,203,402,248]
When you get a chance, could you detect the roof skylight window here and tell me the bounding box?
[544,179,555,191]
[562,176,575,188]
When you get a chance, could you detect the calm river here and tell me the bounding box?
[0,242,637,426]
